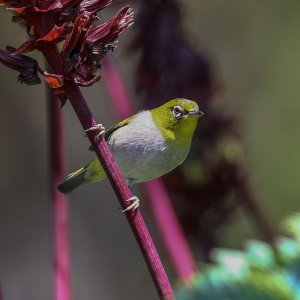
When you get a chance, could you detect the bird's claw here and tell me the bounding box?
[122,196,140,213]
[85,124,105,138]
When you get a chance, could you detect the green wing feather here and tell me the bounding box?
[104,115,134,140]
[58,116,135,194]
[88,115,134,151]
[57,167,87,194]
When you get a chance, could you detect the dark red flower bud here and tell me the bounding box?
[0,49,41,85]
[83,6,133,68]
[80,0,114,14]
[6,0,62,14]
[68,65,101,86]
[10,40,35,54]
[87,6,133,46]
[62,11,95,63]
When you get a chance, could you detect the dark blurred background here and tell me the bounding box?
[1,1,300,299]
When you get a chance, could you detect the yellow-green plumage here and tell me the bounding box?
[57,159,106,193]
[151,99,199,144]
[58,98,203,194]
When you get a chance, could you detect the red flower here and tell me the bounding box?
[87,6,133,47]
[0,48,41,85]
[0,0,133,100]
[80,0,114,14]
[62,6,133,87]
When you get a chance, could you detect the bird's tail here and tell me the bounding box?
[58,167,88,194]
[57,158,106,194]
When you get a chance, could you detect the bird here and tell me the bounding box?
[58,98,204,210]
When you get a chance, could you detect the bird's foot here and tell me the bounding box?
[122,196,140,212]
[85,124,105,137]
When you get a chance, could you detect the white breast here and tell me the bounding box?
[108,111,190,185]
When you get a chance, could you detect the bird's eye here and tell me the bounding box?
[172,105,184,119]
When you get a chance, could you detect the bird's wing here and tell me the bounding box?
[104,115,135,141]
[88,114,136,151]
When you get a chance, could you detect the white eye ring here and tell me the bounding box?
[172,105,184,119]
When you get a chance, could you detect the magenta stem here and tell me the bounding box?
[102,56,133,119]
[47,87,71,300]
[144,180,196,281]
[43,45,174,300]
[103,55,197,282]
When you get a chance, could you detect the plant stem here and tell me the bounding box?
[47,86,71,300]
[102,56,133,120]
[43,45,175,300]
[244,194,276,246]
[236,167,276,246]
[102,55,197,282]
[144,180,196,281]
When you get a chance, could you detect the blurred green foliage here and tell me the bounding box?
[177,213,300,299]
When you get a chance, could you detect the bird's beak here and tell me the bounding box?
[188,109,204,117]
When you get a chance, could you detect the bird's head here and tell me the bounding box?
[151,98,204,142]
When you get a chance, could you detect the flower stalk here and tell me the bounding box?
[47,86,70,300]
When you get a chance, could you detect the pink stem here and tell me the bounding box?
[102,56,133,119]
[43,45,175,300]
[102,55,197,282]
[144,180,196,281]
[47,87,71,300]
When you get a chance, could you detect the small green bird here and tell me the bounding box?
[58,98,203,209]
